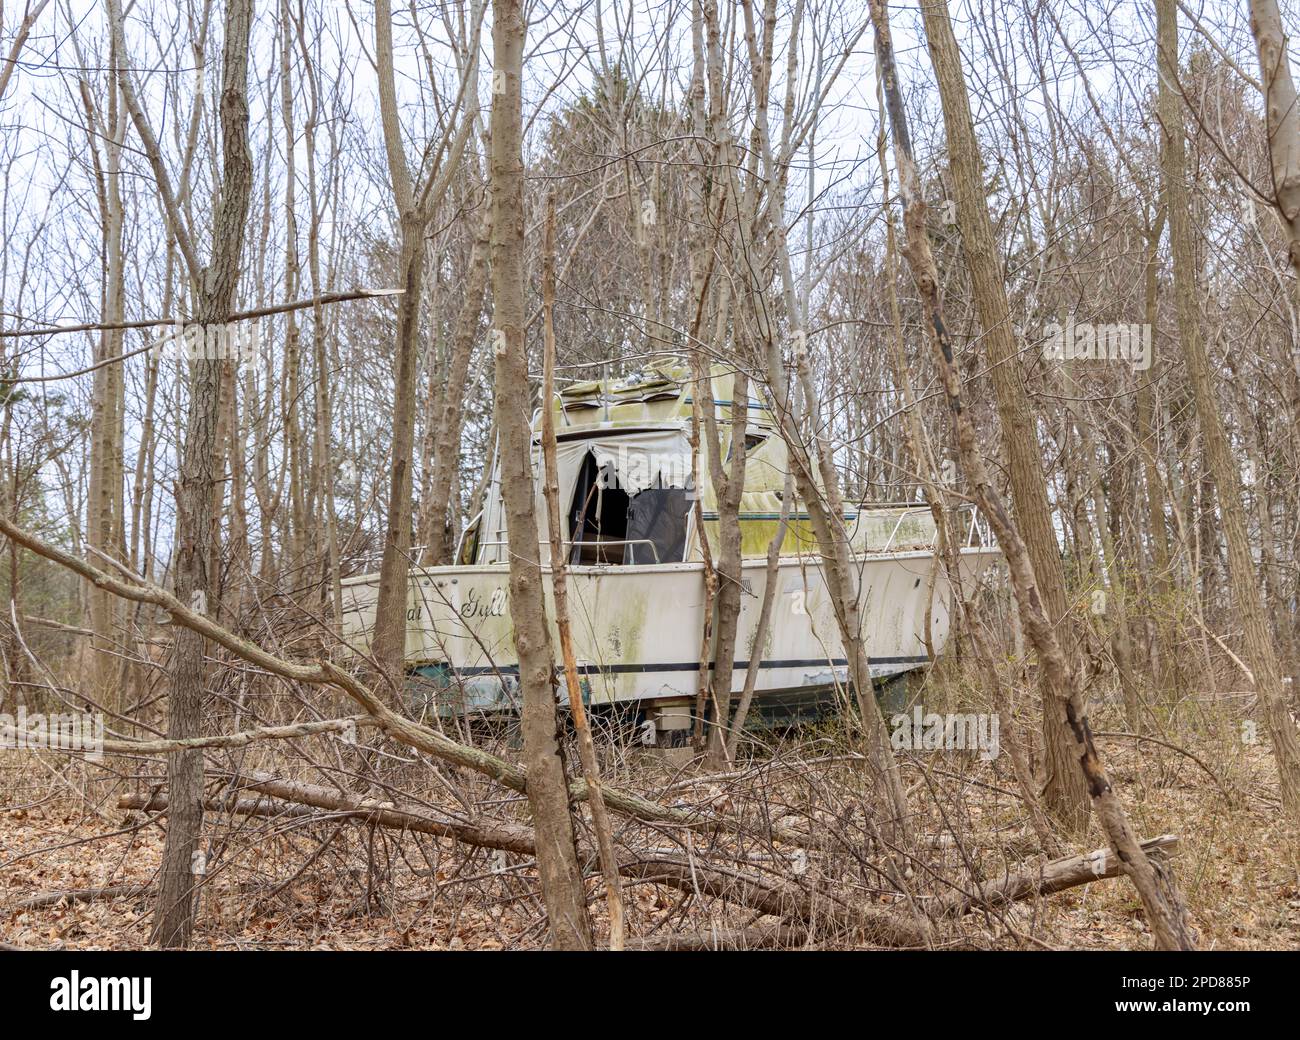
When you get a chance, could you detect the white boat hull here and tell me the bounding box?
[340,547,1000,713]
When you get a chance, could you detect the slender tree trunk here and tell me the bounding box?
[683,11,743,759]
[137,0,254,948]
[686,2,722,753]
[917,0,1089,830]
[1138,213,1174,696]
[370,0,478,680]
[369,0,424,679]
[539,196,626,949]
[726,469,792,760]
[84,49,127,719]
[872,0,1195,949]
[422,203,490,565]
[691,289,748,768]
[489,0,592,950]
[279,0,306,579]
[292,9,344,626]
[1251,0,1300,278]
[1170,0,1300,814]
[369,214,425,682]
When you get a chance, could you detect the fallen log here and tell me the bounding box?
[7,884,150,912]
[627,924,809,951]
[120,776,538,855]
[936,834,1180,918]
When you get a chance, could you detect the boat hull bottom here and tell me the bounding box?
[406,659,927,736]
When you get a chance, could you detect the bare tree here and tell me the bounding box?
[918,0,1089,829]
[489,0,592,950]
[369,0,479,681]
[105,0,256,947]
[870,0,1195,950]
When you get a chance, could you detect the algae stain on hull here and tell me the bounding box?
[340,546,999,710]
[602,578,649,704]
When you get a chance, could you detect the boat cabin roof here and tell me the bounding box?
[537,360,779,437]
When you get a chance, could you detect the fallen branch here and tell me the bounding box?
[7,884,150,912]
[627,924,809,951]
[119,774,928,946]
[119,792,329,823]
[120,775,538,855]
[1,716,380,756]
[0,512,816,850]
[936,834,1180,918]
[3,288,402,342]
[1189,613,1255,686]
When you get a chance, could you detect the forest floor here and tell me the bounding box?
[2,688,1298,950]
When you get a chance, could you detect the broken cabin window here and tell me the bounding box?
[625,480,689,563]
[566,450,690,564]
[568,453,629,564]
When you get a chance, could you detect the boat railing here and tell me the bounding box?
[876,503,988,554]
[477,538,662,564]
[390,513,987,572]
[351,543,429,572]
[879,507,929,553]
[958,503,993,548]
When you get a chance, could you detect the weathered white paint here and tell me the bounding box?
[341,366,1002,711]
[340,546,1000,709]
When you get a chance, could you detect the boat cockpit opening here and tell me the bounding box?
[566,450,690,565]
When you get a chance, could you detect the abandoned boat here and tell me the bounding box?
[339,363,1001,739]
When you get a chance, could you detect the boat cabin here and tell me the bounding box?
[456,361,940,567]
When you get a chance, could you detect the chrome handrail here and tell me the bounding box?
[569,538,662,564]
[875,502,987,553]
[880,507,931,553]
[476,538,662,564]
